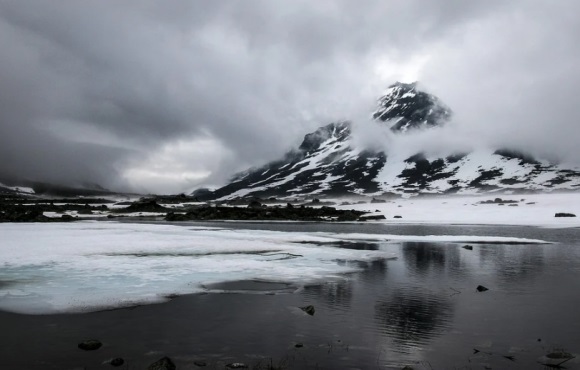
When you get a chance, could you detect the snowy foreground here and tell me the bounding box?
[0,221,549,315]
[335,192,580,228]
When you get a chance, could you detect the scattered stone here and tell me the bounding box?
[110,358,124,367]
[479,198,519,205]
[165,205,365,222]
[295,343,304,348]
[226,363,249,369]
[462,245,473,250]
[402,366,414,370]
[371,197,387,203]
[555,212,576,217]
[147,356,176,370]
[0,206,57,223]
[78,339,102,351]
[393,215,402,219]
[123,199,170,213]
[546,351,574,359]
[193,360,207,367]
[248,200,262,208]
[476,285,489,292]
[360,214,386,221]
[300,305,316,316]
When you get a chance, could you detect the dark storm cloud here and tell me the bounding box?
[0,1,578,193]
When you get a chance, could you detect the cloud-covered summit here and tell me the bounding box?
[1,1,579,193]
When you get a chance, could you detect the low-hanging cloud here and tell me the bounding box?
[0,0,579,193]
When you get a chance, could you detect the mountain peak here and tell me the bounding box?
[373,81,451,132]
[193,81,580,200]
[298,121,350,153]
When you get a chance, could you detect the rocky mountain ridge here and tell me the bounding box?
[194,82,580,201]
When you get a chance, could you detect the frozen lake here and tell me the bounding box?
[1,220,579,369]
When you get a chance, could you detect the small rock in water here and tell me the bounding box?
[110,358,124,367]
[295,343,304,348]
[393,215,402,219]
[476,285,489,292]
[300,305,316,316]
[462,245,473,250]
[546,351,574,359]
[148,356,176,370]
[555,212,576,217]
[194,360,207,367]
[402,366,414,370]
[78,339,102,351]
[226,363,249,369]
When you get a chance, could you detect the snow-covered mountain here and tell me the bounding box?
[197,82,580,200]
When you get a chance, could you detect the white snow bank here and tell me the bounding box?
[0,222,550,315]
[336,193,580,228]
[0,182,35,194]
[0,222,395,314]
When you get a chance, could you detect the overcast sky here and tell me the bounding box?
[1,1,579,194]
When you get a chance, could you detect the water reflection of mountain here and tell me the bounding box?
[478,244,545,287]
[402,242,467,280]
[401,241,546,286]
[302,250,391,311]
[359,259,389,281]
[303,280,354,310]
[374,287,454,351]
[371,242,458,351]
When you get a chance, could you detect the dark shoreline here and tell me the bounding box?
[0,290,317,370]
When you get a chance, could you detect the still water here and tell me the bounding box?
[2,222,579,369]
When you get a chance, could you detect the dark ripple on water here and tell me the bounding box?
[374,287,454,353]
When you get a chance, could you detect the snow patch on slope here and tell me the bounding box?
[0,183,35,194]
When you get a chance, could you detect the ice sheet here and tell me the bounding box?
[0,222,392,314]
[0,222,550,315]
